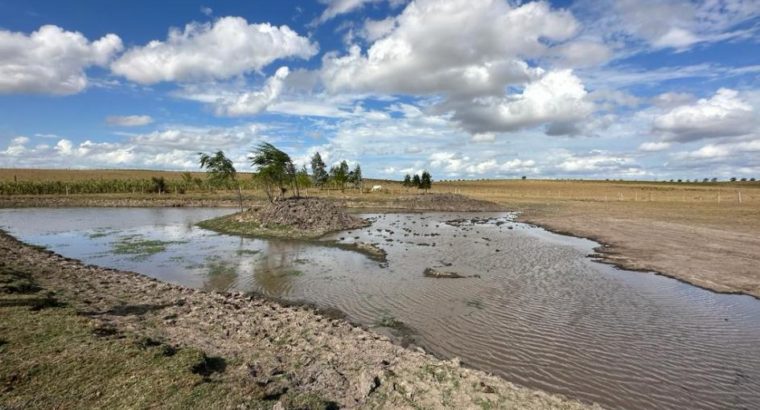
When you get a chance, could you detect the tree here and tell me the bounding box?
[198,151,242,210]
[330,160,350,191]
[348,164,363,190]
[521,176,527,180]
[199,151,236,186]
[150,176,166,194]
[730,177,737,182]
[249,142,294,202]
[296,165,312,196]
[419,170,432,191]
[412,174,421,188]
[403,174,412,187]
[310,152,329,187]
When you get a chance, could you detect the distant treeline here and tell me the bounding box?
[0,177,260,195]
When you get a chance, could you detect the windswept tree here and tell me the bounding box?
[310,152,329,187]
[249,142,295,202]
[199,151,242,210]
[420,170,432,192]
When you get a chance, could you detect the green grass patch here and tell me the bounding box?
[0,264,258,409]
[235,249,261,256]
[111,235,187,258]
[87,229,119,239]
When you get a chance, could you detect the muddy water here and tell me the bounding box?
[1,208,759,409]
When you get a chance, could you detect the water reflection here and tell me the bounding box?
[202,259,239,292]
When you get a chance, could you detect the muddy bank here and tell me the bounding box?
[0,230,594,409]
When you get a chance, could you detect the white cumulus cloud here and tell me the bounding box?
[212,67,290,116]
[0,25,122,95]
[450,70,594,134]
[653,88,756,142]
[111,17,317,84]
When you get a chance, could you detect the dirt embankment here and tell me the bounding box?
[0,231,594,409]
[199,197,370,239]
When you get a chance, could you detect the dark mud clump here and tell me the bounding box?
[423,267,480,279]
[198,197,370,239]
[332,241,387,263]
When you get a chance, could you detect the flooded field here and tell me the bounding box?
[1,207,759,409]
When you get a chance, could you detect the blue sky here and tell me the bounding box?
[1,0,759,180]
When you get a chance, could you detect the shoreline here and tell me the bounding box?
[0,229,595,409]
[514,206,760,301]
[2,193,758,300]
[516,216,759,301]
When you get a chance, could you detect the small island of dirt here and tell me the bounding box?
[198,197,370,239]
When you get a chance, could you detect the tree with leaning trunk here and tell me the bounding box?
[198,151,242,210]
[249,142,295,203]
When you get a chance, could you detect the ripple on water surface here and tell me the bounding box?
[1,208,759,409]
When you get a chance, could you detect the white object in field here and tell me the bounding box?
[371,185,382,192]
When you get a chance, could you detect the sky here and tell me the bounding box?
[0,0,759,180]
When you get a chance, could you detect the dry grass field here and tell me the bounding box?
[1,168,759,298]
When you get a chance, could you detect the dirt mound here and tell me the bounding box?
[255,197,367,232]
[203,197,371,239]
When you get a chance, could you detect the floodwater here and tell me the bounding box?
[1,207,759,409]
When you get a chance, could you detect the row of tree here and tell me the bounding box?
[402,171,432,190]
[197,143,366,205]
[309,152,363,190]
[665,177,758,183]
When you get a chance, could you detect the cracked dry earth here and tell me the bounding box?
[0,232,596,409]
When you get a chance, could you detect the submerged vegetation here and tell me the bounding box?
[111,235,187,257]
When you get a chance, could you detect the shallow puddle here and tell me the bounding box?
[1,207,759,409]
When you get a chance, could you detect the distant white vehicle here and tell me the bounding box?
[371,185,383,192]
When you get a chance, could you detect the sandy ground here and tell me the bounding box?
[0,231,595,409]
[511,201,760,299]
